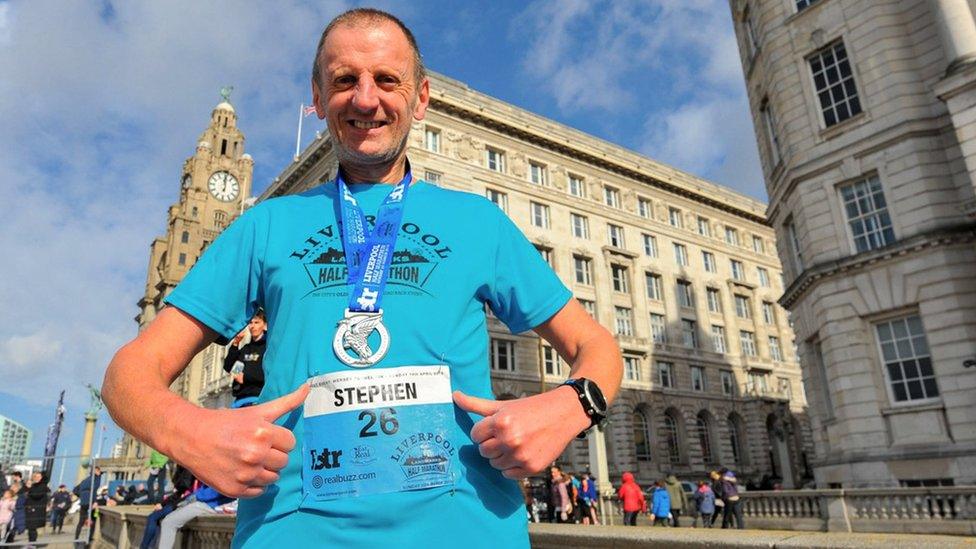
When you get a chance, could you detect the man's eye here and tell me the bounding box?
[377,75,398,86]
[334,76,355,86]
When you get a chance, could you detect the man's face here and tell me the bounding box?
[312,21,429,170]
[31,473,41,483]
[248,316,267,339]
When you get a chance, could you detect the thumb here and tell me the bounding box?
[452,390,504,417]
[253,383,310,422]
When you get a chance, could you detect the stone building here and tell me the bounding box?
[728,0,976,487]
[261,72,812,488]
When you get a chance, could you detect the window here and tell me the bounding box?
[753,235,766,254]
[757,267,770,287]
[682,319,699,349]
[795,0,820,11]
[611,264,630,293]
[740,330,757,357]
[728,414,745,464]
[531,201,550,228]
[536,246,554,267]
[568,174,586,198]
[840,175,895,253]
[778,377,793,399]
[604,186,620,208]
[424,170,442,184]
[646,273,663,301]
[213,210,228,230]
[624,355,641,381]
[615,306,634,336]
[607,224,625,248]
[579,299,597,319]
[528,161,548,185]
[743,5,760,59]
[657,361,675,388]
[730,259,745,281]
[697,217,711,237]
[769,336,783,361]
[676,279,694,308]
[650,313,667,344]
[573,256,592,285]
[674,243,688,266]
[424,127,440,153]
[664,412,682,464]
[642,233,658,257]
[813,341,834,417]
[543,345,562,376]
[191,206,198,217]
[490,338,515,371]
[634,410,652,461]
[762,301,776,325]
[760,98,781,167]
[712,325,727,354]
[669,207,683,228]
[786,218,804,272]
[697,412,714,464]
[691,366,706,392]
[748,371,769,393]
[706,288,722,313]
[486,188,508,213]
[702,251,717,273]
[721,370,735,395]
[725,227,739,246]
[486,147,506,172]
[809,40,862,127]
[638,197,652,219]
[181,231,189,244]
[570,213,589,238]
[734,294,751,319]
[178,253,186,266]
[876,315,938,402]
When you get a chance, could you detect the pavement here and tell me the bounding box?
[0,525,94,549]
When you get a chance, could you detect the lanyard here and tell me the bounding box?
[335,165,412,313]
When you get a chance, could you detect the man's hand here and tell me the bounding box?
[453,386,591,479]
[231,329,247,347]
[233,373,244,384]
[172,383,309,499]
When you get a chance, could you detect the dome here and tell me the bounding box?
[197,141,211,149]
[241,153,253,161]
[215,101,235,113]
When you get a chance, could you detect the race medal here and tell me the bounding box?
[301,365,457,504]
[331,165,412,368]
[332,308,390,368]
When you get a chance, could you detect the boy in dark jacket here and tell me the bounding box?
[222,311,267,408]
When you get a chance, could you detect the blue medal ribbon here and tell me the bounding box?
[336,163,413,313]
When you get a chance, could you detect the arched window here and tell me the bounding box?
[728,413,747,465]
[663,411,682,465]
[634,409,652,462]
[696,411,714,464]
[181,231,189,244]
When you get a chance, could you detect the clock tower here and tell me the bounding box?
[136,91,254,407]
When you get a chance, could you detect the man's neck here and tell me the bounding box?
[341,156,410,184]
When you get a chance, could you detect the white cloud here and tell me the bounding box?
[0,330,63,368]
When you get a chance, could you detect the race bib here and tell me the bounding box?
[301,365,457,505]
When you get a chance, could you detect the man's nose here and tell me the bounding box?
[351,75,379,112]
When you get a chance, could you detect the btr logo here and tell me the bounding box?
[310,447,343,470]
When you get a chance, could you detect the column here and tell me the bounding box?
[76,413,97,484]
[932,0,976,75]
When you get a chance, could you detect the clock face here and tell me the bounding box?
[208,171,240,202]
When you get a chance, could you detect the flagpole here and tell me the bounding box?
[295,103,304,160]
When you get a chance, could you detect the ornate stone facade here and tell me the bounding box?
[729,0,976,487]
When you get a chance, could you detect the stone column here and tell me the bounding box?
[76,412,97,483]
[932,0,976,75]
[588,426,612,524]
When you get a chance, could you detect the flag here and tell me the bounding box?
[303,104,317,116]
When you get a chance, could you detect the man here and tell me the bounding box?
[49,484,71,534]
[665,474,687,527]
[145,449,170,503]
[102,8,622,548]
[221,311,267,408]
[156,483,233,549]
[720,469,744,529]
[72,466,101,542]
[24,472,49,543]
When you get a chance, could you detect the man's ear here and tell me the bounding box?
[413,77,430,121]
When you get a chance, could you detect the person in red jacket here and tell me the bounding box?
[616,472,645,526]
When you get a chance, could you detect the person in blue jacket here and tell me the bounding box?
[156,483,234,549]
[650,480,671,526]
[692,480,716,528]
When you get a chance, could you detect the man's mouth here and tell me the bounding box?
[350,120,385,129]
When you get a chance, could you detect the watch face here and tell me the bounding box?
[583,379,607,414]
[208,171,240,202]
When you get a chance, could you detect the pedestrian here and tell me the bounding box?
[222,311,268,408]
[49,484,71,534]
[580,472,599,525]
[0,489,14,542]
[72,466,102,543]
[24,471,50,543]
[145,449,170,503]
[720,469,744,529]
[694,480,715,528]
[101,8,623,548]
[650,480,671,527]
[140,465,197,549]
[567,473,582,523]
[709,470,725,527]
[10,482,25,543]
[550,468,572,523]
[156,483,233,549]
[616,472,645,526]
[664,474,687,527]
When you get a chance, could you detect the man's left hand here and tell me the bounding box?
[453,386,591,479]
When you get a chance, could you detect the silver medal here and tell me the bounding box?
[333,308,390,368]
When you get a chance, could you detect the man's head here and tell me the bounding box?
[94,466,102,475]
[11,471,21,481]
[310,8,429,174]
[31,472,42,483]
[709,470,720,480]
[248,310,267,340]
[58,484,67,491]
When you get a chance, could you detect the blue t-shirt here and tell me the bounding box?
[165,180,571,548]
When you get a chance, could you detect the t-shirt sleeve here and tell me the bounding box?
[164,206,267,344]
[483,205,572,334]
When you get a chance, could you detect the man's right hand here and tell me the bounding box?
[173,383,309,498]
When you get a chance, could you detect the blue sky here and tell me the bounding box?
[0,0,762,479]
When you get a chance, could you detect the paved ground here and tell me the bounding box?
[0,523,93,548]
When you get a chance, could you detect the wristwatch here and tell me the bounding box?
[561,378,608,438]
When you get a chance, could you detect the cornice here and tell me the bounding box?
[779,222,976,309]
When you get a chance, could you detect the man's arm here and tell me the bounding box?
[102,306,308,498]
[453,299,623,479]
[222,340,242,373]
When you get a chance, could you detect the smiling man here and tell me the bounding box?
[103,8,621,548]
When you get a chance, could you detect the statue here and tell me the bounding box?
[85,384,103,418]
[220,85,234,104]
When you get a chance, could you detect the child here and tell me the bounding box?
[650,480,671,526]
[0,490,15,542]
[694,480,716,528]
